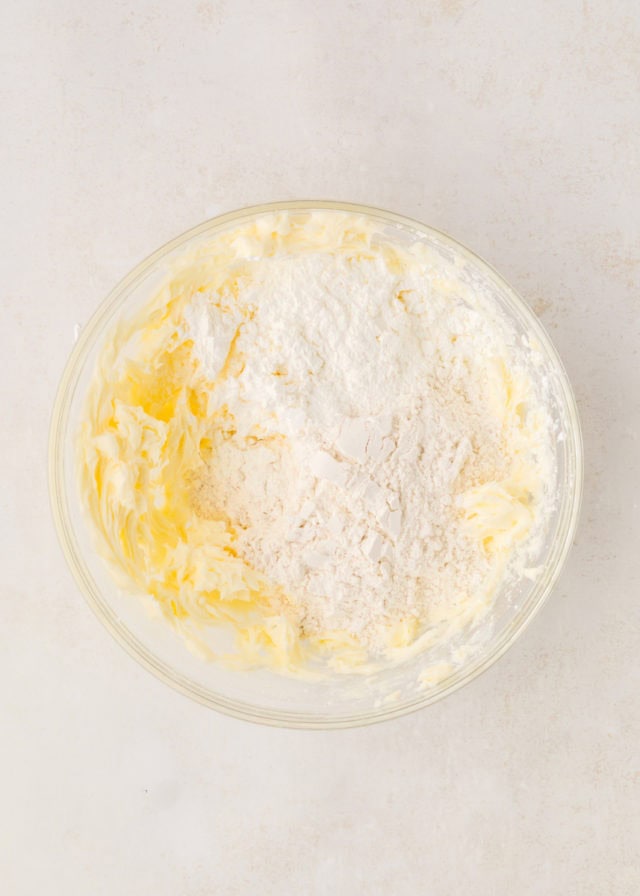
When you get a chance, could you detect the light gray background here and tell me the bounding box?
[3,1,639,893]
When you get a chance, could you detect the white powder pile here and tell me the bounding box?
[184,251,533,649]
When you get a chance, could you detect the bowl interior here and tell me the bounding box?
[49,201,582,728]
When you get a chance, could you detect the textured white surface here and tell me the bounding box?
[2,1,639,893]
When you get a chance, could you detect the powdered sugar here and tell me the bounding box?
[184,249,543,650]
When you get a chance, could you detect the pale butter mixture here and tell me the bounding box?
[80,211,554,673]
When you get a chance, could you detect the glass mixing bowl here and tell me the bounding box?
[49,201,582,728]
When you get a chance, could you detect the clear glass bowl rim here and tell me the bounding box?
[49,200,583,729]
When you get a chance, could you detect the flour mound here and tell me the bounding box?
[185,252,531,648]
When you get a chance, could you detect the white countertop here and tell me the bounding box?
[3,1,639,893]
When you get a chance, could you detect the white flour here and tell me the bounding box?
[184,251,531,648]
